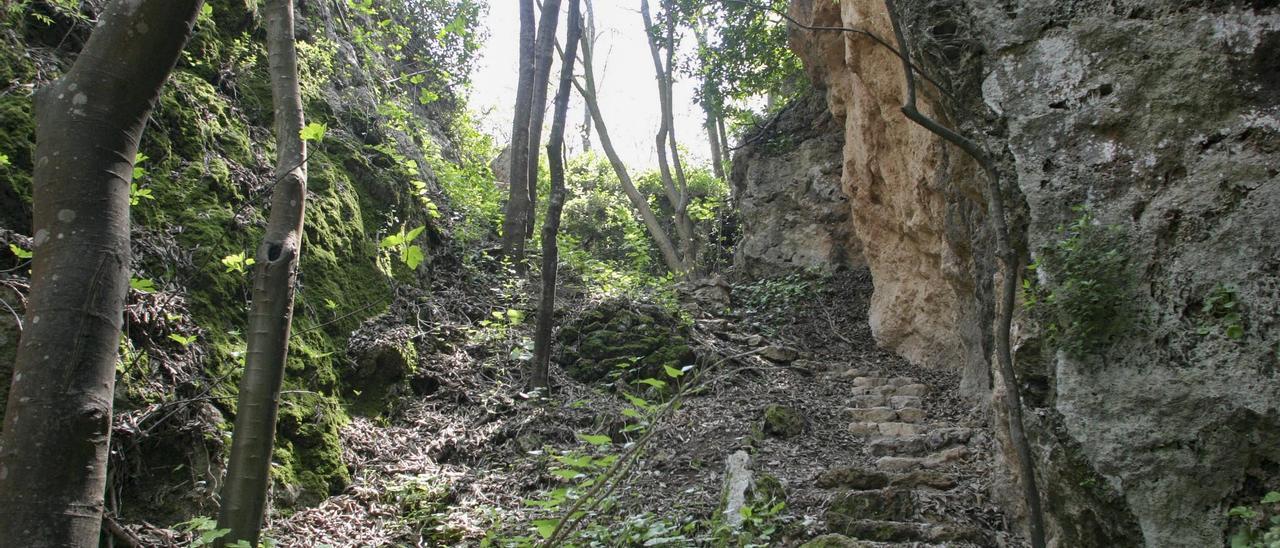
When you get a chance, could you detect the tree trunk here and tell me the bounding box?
[531,0,582,392]
[502,0,537,269]
[575,0,686,278]
[706,114,724,180]
[717,114,730,167]
[641,0,696,271]
[694,27,725,181]
[523,0,565,239]
[0,1,203,545]
[579,0,596,153]
[215,0,309,543]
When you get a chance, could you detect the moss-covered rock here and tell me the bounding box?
[798,534,869,548]
[762,404,805,438]
[557,299,695,385]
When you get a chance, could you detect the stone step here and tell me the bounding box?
[868,428,973,457]
[875,446,970,472]
[816,466,957,491]
[826,488,915,522]
[799,534,955,548]
[848,421,930,438]
[824,518,992,545]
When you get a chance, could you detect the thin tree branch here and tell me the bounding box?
[883,2,1046,547]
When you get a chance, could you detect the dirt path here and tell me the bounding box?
[266,270,1018,546]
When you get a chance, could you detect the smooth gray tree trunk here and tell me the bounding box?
[216,0,309,543]
[502,0,537,269]
[523,0,564,239]
[0,1,204,545]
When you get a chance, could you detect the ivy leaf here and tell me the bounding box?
[9,244,32,259]
[576,433,612,446]
[403,245,425,269]
[409,74,425,85]
[299,122,327,143]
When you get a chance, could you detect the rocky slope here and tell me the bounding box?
[777,0,1280,545]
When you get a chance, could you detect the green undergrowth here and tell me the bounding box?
[0,0,490,523]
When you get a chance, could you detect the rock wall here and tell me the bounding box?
[731,90,864,277]
[788,0,1280,546]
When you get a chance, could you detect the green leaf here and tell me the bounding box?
[638,378,667,390]
[577,433,612,446]
[663,365,684,378]
[549,469,583,480]
[299,122,327,142]
[200,4,213,18]
[533,519,559,539]
[403,245,425,269]
[324,298,339,310]
[405,225,426,242]
[418,88,439,105]
[623,393,652,410]
[0,153,10,166]
[130,278,156,293]
[9,243,32,259]
[1262,491,1280,504]
[409,74,425,85]
[168,334,197,346]
[1226,324,1245,340]
[622,408,644,419]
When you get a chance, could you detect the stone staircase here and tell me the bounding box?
[804,373,1000,547]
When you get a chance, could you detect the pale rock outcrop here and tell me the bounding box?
[788,0,1280,546]
[731,90,864,276]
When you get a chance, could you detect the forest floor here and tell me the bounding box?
[146,269,1021,547]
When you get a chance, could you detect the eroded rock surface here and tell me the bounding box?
[786,0,1280,545]
[731,90,863,277]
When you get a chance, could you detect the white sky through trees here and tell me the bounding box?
[470,1,711,170]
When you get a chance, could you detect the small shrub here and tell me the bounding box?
[1023,209,1138,359]
[1227,491,1280,548]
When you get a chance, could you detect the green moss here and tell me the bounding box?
[762,405,805,438]
[0,36,35,227]
[560,301,695,385]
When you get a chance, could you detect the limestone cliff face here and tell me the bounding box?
[787,0,1280,546]
[731,90,863,277]
[787,0,995,397]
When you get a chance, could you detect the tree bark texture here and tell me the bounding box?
[0,1,203,545]
[531,0,582,392]
[523,0,564,239]
[502,0,537,268]
[215,0,309,543]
